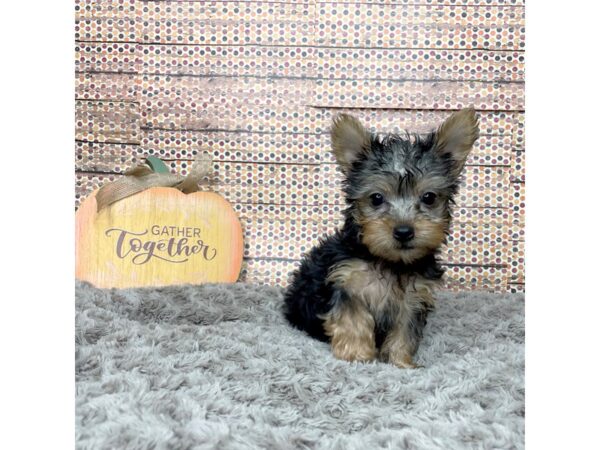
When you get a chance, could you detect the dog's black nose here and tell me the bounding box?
[393,225,414,243]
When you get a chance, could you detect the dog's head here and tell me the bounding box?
[331,109,479,264]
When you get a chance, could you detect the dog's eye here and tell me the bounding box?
[370,193,385,207]
[421,192,437,205]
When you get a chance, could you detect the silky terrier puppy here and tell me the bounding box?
[283,109,479,368]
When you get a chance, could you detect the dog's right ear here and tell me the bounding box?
[331,114,371,173]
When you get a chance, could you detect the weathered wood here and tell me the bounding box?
[316,4,524,50]
[73,0,526,292]
[75,0,137,42]
[76,100,140,144]
[315,48,524,82]
[312,79,524,111]
[76,72,140,102]
[137,45,522,82]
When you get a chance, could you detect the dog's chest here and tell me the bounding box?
[327,259,435,319]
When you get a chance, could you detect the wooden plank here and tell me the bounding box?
[139,75,314,129]
[316,1,524,5]
[141,102,319,135]
[135,1,523,4]
[75,42,139,72]
[311,79,524,110]
[512,111,525,150]
[239,217,325,260]
[508,283,525,294]
[75,141,140,172]
[316,4,524,50]
[141,44,314,78]
[232,203,322,221]
[137,110,512,164]
[240,258,299,286]
[214,169,321,205]
[75,100,140,144]
[508,181,524,240]
[139,45,522,82]
[316,48,523,82]
[509,239,524,283]
[509,150,524,182]
[443,265,507,292]
[137,3,524,50]
[85,95,519,144]
[444,222,507,265]
[141,1,316,46]
[142,1,315,24]
[75,0,137,42]
[76,72,139,102]
[141,129,321,164]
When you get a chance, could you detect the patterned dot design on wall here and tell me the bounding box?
[75,0,525,292]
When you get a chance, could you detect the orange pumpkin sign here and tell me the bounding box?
[75,187,243,288]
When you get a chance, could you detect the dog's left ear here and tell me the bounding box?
[434,108,480,176]
[331,114,371,174]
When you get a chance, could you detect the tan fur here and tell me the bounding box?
[435,108,480,175]
[359,216,447,265]
[327,259,403,316]
[325,259,440,367]
[380,279,436,368]
[330,114,371,173]
[322,302,377,362]
[413,217,447,252]
[359,217,404,262]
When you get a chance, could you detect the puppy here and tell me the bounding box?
[283,109,479,368]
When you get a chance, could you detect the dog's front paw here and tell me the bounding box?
[331,339,377,362]
[380,350,422,369]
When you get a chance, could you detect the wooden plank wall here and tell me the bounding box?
[75,0,525,293]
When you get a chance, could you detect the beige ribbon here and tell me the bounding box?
[95,153,213,212]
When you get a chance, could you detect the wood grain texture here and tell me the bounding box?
[76,188,243,288]
[74,0,525,292]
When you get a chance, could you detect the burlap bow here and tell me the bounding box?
[95,153,213,212]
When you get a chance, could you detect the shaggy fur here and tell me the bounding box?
[76,281,524,449]
[284,110,480,367]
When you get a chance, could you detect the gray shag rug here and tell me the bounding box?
[76,281,524,449]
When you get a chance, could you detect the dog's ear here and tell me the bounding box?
[434,108,479,176]
[331,114,371,173]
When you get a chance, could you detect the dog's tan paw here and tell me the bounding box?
[381,351,422,369]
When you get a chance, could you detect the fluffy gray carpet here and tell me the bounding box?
[75,281,524,450]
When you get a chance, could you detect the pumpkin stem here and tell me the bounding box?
[145,156,170,174]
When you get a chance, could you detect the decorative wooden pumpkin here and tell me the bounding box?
[75,187,243,288]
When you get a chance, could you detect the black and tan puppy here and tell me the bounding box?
[283,109,479,368]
